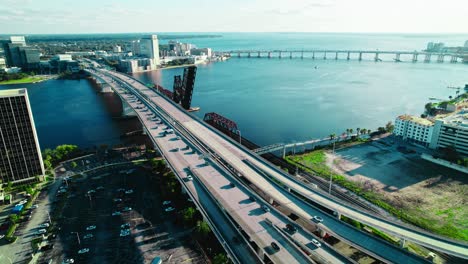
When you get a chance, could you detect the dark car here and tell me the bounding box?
[41,244,54,251]
[271,242,280,251]
[286,223,297,234]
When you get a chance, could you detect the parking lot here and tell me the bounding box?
[38,164,206,264]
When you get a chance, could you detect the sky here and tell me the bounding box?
[1,0,468,34]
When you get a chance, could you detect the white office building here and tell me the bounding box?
[139,35,160,66]
[394,115,434,146]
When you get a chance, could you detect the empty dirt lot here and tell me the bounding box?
[326,137,468,241]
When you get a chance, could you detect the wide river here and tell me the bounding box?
[1,33,467,148]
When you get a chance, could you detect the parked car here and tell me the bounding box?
[125,189,134,194]
[83,234,93,239]
[122,207,132,212]
[162,201,171,205]
[61,259,74,264]
[186,175,193,181]
[86,225,96,231]
[262,205,270,212]
[40,223,50,228]
[165,207,175,212]
[78,248,90,254]
[41,244,54,251]
[112,211,122,216]
[35,229,47,235]
[121,223,130,229]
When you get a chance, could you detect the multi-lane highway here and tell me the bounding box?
[87,67,468,263]
[88,69,350,264]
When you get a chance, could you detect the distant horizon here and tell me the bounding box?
[1,32,468,36]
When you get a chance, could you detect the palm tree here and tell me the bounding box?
[329,133,336,141]
[349,128,354,135]
[356,128,361,138]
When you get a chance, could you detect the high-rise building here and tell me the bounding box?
[139,35,160,66]
[1,36,40,70]
[464,40,468,48]
[0,88,45,184]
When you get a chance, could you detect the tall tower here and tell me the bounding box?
[0,88,44,184]
[139,35,160,66]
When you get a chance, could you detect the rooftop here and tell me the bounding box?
[397,114,434,126]
[440,109,468,128]
[0,88,27,98]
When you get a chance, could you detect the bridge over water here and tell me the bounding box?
[85,67,468,263]
[216,49,467,63]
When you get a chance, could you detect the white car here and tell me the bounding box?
[36,229,47,235]
[112,211,122,216]
[83,234,93,239]
[186,175,193,181]
[62,259,74,264]
[40,223,50,228]
[31,204,39,209]
[311,239,322,247]
[165,207,175,212]
[162,201,171,205]
[0,234,5,239]
[86,225,96,231]
[120,230,130,237]
[122,207,132,212]
[19,199,28,205]
[78,248,90,254]
[125,189,133,194]
[312,216,323,223]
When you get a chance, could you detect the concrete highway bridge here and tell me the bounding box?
[216,50,467,63]
[85,67,468,263]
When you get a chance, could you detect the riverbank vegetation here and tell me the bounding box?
[0,72,47,85]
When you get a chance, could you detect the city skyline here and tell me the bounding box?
[1,0,468,34]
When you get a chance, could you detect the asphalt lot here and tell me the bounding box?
[38,164,206,264]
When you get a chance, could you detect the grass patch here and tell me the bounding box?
[0,76,46,85]
[286,150,468,241]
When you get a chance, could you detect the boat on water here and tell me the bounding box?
[188,107,200,112]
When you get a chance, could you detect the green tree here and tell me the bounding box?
[213,253,230,264]
[182,207,197,224]
[329,133,336,141]
[385,121,394,133]
[195,220,211,237]
[70,161,78,168]
[9,214,19,224]
[425,102,433,113]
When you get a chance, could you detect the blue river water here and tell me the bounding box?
[1,33,467,149]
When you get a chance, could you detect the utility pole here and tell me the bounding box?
[329,141,335,195]
[71,232,80,245]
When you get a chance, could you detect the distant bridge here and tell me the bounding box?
[215,49,467,63]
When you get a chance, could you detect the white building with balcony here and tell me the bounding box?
[394,115,435,146]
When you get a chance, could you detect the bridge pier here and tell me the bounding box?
[399,238,407,248]
[237,52,241,58]
[412,53,418,62]
[358,52,362,61]
[301,51,304,59]
[323,52,327,60]
[374,53,380,62]
[437,54,444,63]
[257,51,261,58]
[290,51,293,59]
[248,52,251,58]
[335,52,338,60]
[312,52,315,59]
[121,99,137,117]
[450,56,458,63]
[395,53,401,62]
[282,146,286,159]
[279,51,282,59]
[424,54,431,62]
[268,52,271,58]
[347,52,350,60]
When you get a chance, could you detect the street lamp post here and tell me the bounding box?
[328,141,335,195]
[71,232,80,245]
[236,130,242,145]
[47,212,52,223]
